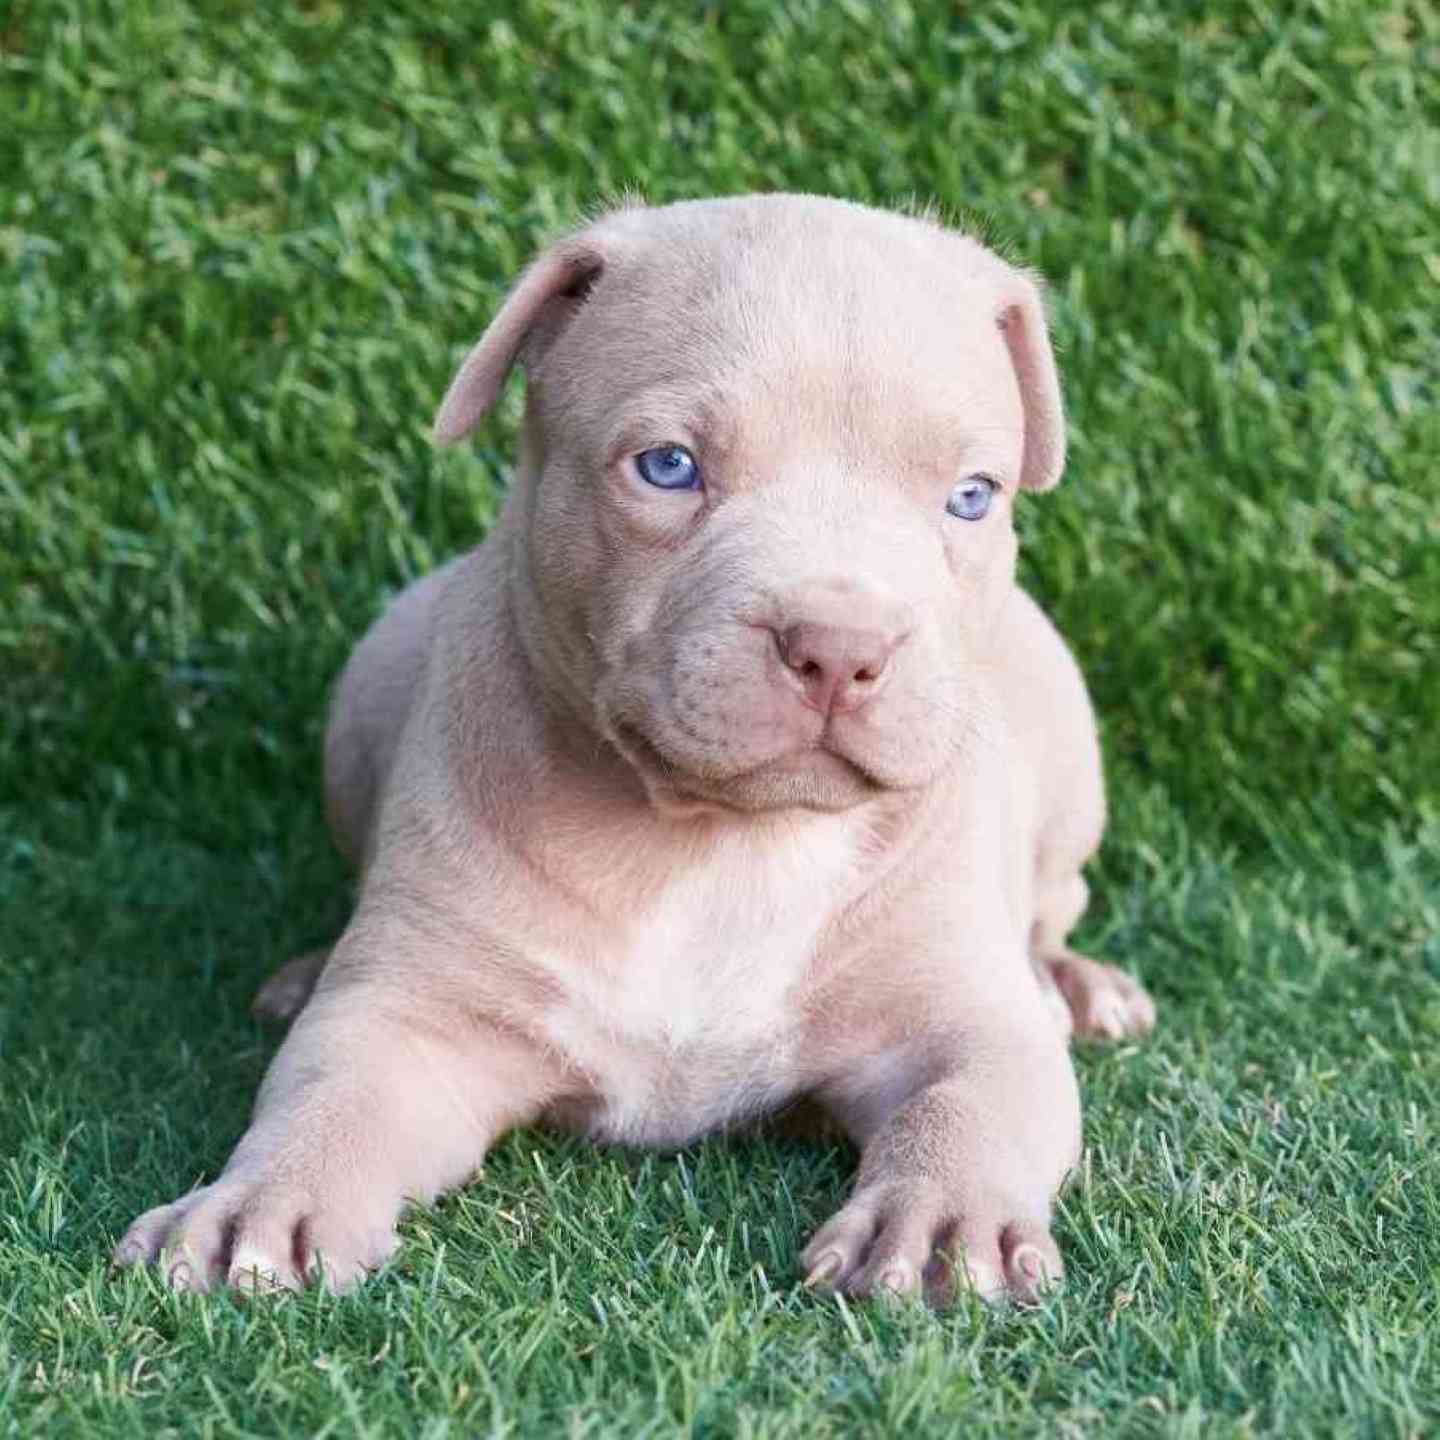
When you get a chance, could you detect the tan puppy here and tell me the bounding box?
[115,195,1154,1304]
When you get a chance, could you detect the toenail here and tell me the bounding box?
[879,1264,911,1294]
[804,1251,844,1288]
[1013,1245,1047,1281]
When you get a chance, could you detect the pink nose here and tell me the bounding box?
[775,622,905,715]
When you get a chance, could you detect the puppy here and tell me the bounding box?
[115,195,1154,1304]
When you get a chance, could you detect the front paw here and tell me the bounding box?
[112,1178,398,1294]
[799,1178,1062,1306]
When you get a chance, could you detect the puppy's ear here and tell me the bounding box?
[432,236,606,446]
[994,270,1066,491]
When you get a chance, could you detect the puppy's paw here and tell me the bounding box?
[112,1180,397,1294]
[799,1181,1062,1307]
[1045,950,1156,1042]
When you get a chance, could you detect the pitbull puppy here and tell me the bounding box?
[115,195,1154,1304]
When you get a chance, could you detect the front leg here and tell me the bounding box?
[802,1001,1081,1306]
[115,925,556,1292]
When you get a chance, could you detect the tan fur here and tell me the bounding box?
[115,195,1154,1304]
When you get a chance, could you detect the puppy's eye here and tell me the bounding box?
[635,445,701,491]
[945,474,997,521]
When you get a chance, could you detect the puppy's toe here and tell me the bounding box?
[1046,951,1156,1042]
[999,1221,1064,1303]
[800,1199,882,1292]
[113,1189,231,1292]
[113,1192,206,1274]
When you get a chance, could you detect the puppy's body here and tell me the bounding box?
[319,534,1099,1142]
[118,195,1154,1303]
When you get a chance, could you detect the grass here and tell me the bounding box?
[2,0,1438,1434]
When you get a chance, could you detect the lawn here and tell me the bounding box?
[2,0,1438,1434]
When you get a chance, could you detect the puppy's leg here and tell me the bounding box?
[803,1002,1081,1306]
[1031,873,1156,1042]
[251,947,329,1025]
[116,934,554,1293]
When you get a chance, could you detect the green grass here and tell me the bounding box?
[2,0,1438,1434]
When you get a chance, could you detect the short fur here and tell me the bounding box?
[116,195,1154,1304]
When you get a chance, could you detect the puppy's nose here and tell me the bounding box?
[775,622,905,715]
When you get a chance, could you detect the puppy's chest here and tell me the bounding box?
[539,827,857,1143]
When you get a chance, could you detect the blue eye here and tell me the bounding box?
[635,445,701,491]
[945,474,997,521]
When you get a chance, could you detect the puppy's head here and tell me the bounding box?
[436,196,1066,815]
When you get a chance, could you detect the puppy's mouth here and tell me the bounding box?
[610,721,887,816]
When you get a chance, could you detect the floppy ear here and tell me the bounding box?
[432,236,607,446]
[995,270,1066,491]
